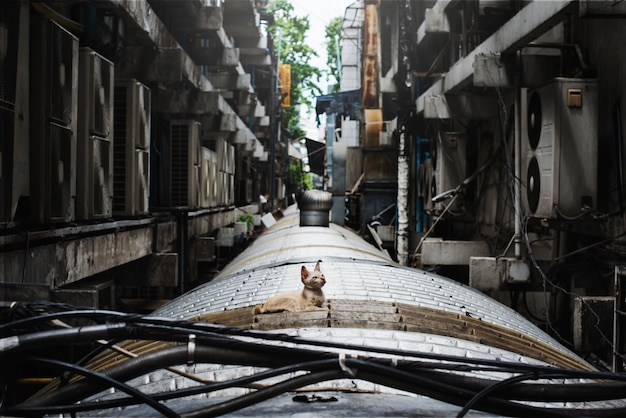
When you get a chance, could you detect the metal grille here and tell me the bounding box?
[170,123,191,207]
[112,85,128,213]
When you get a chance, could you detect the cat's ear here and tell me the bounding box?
[301,265,309,282]
[314,261,321,271]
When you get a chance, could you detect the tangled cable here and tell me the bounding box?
[2,305,626,417]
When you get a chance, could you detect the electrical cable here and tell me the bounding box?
[0,322,129,355]
[2,359,342,416]
[183,369,344,417]
[15,323,626,403]
[26,356,178,418]
[0,308,130,335]
[5,313,626,417]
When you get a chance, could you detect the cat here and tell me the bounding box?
[254,261,326,314]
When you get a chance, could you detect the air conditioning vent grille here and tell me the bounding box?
[113,81,151,216]
[113,85,128,213]
[170,123,191,207]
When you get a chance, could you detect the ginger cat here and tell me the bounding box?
[254,261,326,314]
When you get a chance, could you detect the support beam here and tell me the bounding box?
[423,93,498,119]
[473,52,513,88]
[0,226,154,288]
[417,0,578,114]
[111,0,213,91]
[207,72,251,90]
[186,46,239,67]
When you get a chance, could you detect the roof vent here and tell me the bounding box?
[297,190,333,227]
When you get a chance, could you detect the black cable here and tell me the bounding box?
[0,309,130,335]
[183,369,344,417]
[2,359,342,415]
[457,372,539,417]
[7,316,626,406]
[5,315,616,383]
[10,332,626,417]
[1,322,129,355]
[26,356,178,418]
[116,317,578,375]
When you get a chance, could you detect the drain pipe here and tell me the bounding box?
[397,128,409,265]
[514,51,522,259]
[509,50,530,284]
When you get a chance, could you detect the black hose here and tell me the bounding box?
[0,309,130,334]
[27,356,178,418]
[21,343,310,408]
[3,359,342,415]
[1,322,129,354]
[9,318,626,415]
[182,370,344,417]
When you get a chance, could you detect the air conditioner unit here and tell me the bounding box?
[521,78,598,219]
[227,142,235,175]
[208,149,218,207]
[30,123,75,223]
[228,173,235,205]
[30,16,77,127]
[169,120,201,208]
[432,132,466,214]
[200,147,211,208]
[1,2,29,224]
[30,17,78,223]
[78,48,114,137]
[84,135,112,219]
[76,48,114,220]
[113,79,151,216]
[0,2,19,106]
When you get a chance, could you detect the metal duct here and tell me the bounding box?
[297,190,333,226]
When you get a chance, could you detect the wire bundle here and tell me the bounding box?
[2,305,626,417]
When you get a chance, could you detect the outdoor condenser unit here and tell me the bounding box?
[113,79,151,216]
[169,120,201,208]
[76,48,114,220]
[522,78,598,219]
[30,16,78,223]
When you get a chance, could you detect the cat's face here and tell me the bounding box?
[301,262,326,289]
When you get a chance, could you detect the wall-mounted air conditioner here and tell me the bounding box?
[29,123,75,223]
[31,16,77,127]
[200,147,213,208]
[0,1,29,224]
[30,16,78,223]
[76,48,114,220]
[521,78,598,219]
[208,149,218,208]
[169,120,201,208]
[432,132,466,214]
[113,79,151,216]
[78,48,114,137]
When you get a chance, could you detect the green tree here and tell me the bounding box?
[325,16,342,94]
[267,0,322,138]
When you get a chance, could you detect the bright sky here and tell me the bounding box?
[289,0,357,139]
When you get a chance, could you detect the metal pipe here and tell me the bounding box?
[514,51,522,259]
[397,129,409,265]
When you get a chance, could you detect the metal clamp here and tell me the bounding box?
[187,334,196,366]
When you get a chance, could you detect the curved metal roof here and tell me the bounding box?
[154,207,580,366]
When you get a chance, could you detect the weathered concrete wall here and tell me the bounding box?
[1,226,154,287]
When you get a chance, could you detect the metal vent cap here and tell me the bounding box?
[297,190,333,226]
